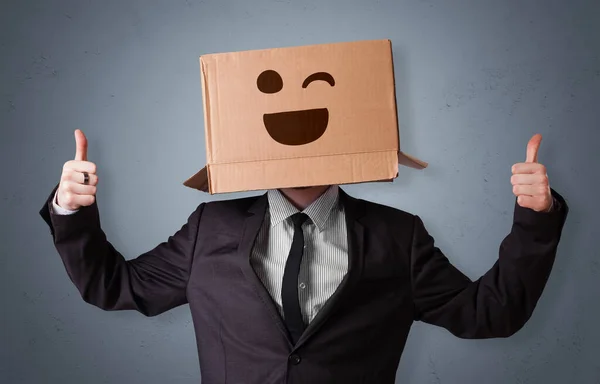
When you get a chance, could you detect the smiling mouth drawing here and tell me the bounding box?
[263,108,329,146]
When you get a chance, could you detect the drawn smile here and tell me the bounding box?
[263,108,329,146]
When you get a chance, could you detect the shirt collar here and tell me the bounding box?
[267,185,340,232]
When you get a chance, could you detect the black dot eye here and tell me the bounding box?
[257,70,283,94]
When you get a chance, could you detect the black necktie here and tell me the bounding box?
[282,212,309,344]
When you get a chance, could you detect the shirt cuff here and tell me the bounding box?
[52,191,79,215]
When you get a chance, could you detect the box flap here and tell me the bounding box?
[398,151,428,169]
[183,166,209,192]
[183,151,427,193]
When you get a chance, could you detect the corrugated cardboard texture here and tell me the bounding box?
[185,39,426,193]
[209,151,399,193]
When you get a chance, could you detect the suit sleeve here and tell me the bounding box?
[40,185,204,317]
[410,189,568,338]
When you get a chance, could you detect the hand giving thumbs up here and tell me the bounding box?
[510,134,553,212]
[56,129,99,210]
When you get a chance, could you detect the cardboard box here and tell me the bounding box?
[184,39,427,194]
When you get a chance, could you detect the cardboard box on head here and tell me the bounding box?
[184,39,427,194]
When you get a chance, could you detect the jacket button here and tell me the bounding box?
[289,354,301,365]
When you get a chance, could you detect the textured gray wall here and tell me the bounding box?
[2,0,599,383]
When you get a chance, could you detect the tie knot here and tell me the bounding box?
[290,212,309,228]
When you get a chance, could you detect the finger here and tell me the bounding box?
[63,160,97,174]
[60,180,97,195]
[525,133,542,163]
[512,162,546,175]
[61,169,99,186]
[59,191,95,208]
[517,195,550,212]
[513,184,548,197]
[74,129,88,161]
[511,174,547,186]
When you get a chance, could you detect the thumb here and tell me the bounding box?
[74,129,88,161]
[525,133,542,163]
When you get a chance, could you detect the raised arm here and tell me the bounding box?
[411,134,569,338]
[39,130,203,316]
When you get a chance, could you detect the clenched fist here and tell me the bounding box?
[56,129,99,210]
[511,134,553,212]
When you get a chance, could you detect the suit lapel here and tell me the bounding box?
[295,189,366,349]
[236,193,293,346]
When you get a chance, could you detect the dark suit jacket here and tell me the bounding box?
[40,186,568,384]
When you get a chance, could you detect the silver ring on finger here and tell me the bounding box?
[83,171,90,185]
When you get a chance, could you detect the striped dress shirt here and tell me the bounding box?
[250,186,349,324]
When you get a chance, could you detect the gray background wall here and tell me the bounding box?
[2,0,599,383]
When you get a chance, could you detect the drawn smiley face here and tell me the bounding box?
[257,70,335,146]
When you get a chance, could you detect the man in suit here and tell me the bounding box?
[41,129,568,383]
